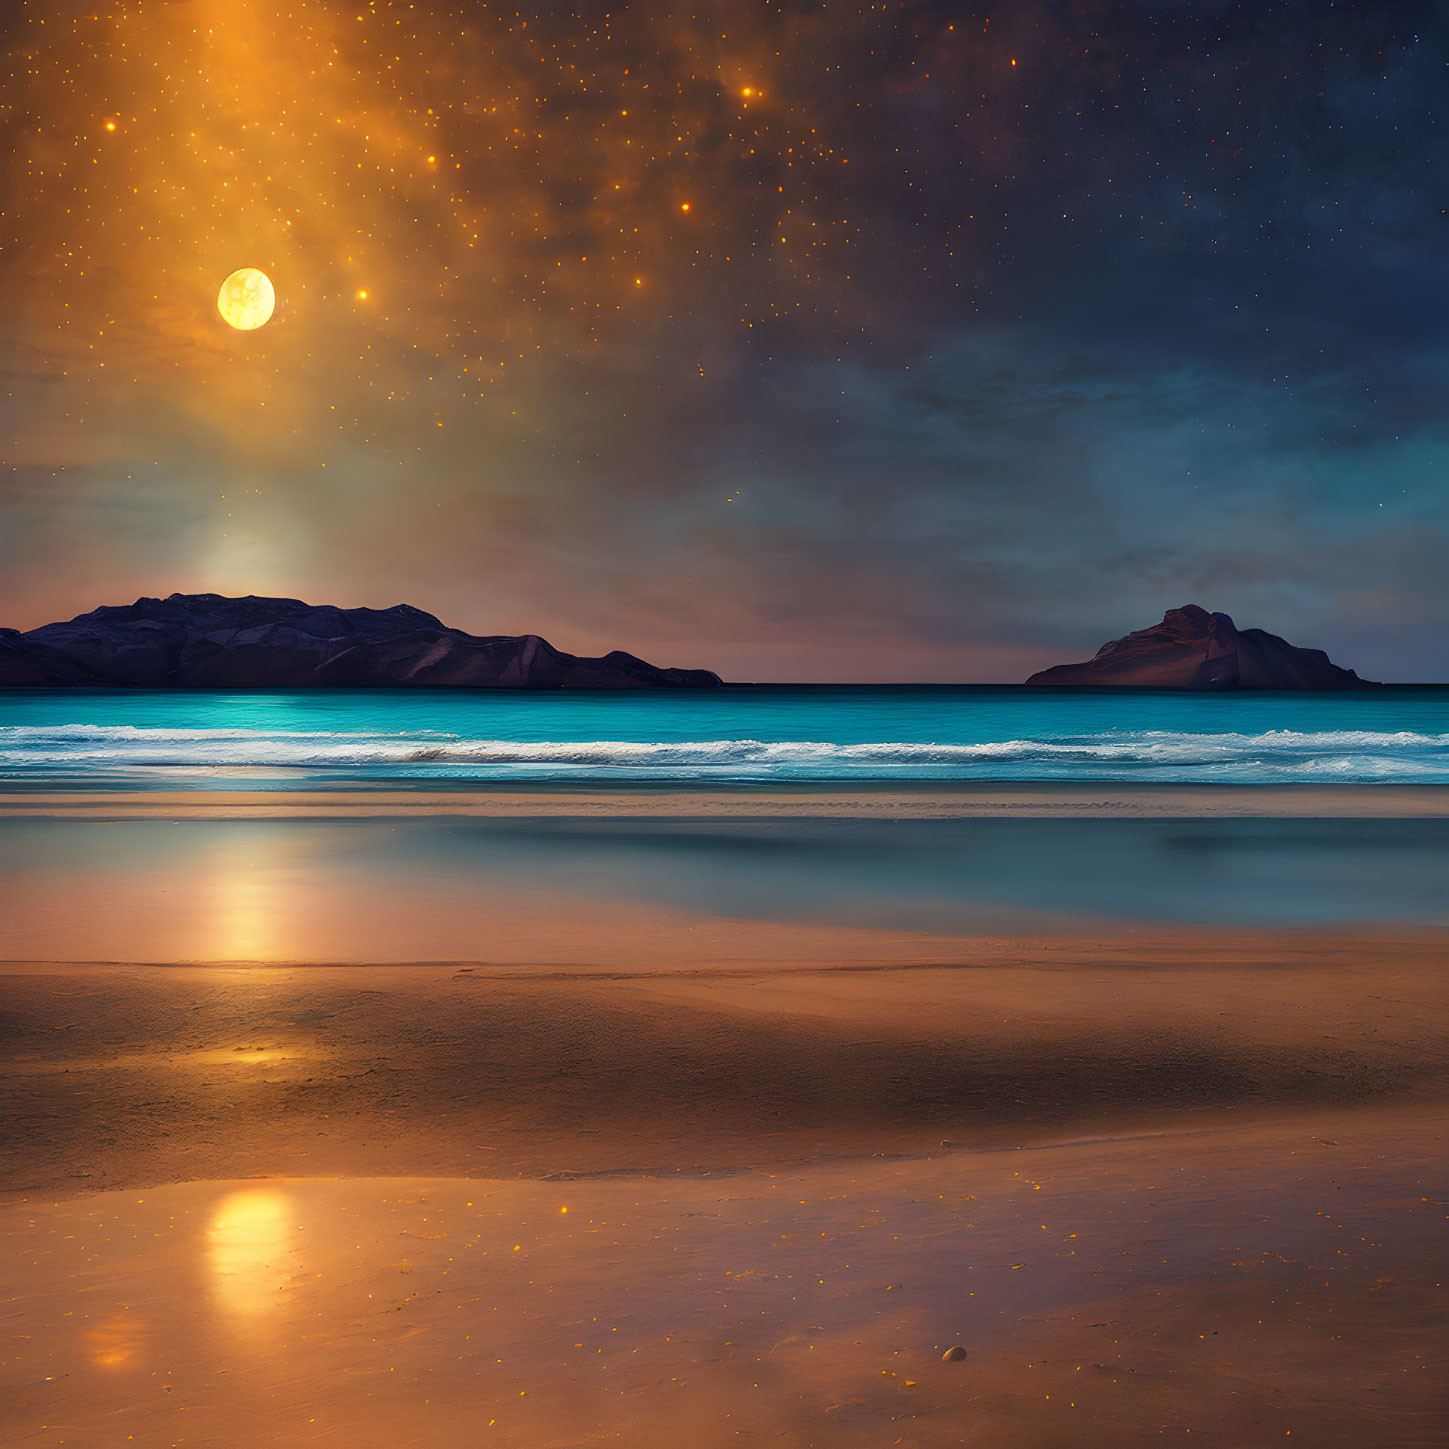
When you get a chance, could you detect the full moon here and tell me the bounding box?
[217,267,275,331]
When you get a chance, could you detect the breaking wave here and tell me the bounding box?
[3,724,1448,781]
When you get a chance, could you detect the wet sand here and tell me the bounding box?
[3,942,1448,1446]
[5,1111,1445,1449]
[2,938,1447,1195]
[6,781,1449,818]
[2,787,1447,1445]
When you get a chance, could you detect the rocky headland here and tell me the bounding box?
[0,593,723,689]
[1026,604,1375,689]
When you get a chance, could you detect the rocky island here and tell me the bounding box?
[0,593,723,689]
[1026,604,1375,689]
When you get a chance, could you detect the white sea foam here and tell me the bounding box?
[2,724,1447,780]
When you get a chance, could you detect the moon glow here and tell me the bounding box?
[217,267,275,331]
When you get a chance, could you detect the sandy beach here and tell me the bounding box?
[2,787,1446,1446]
[6,1111,1444,1448]
[3,933,1447,1195]
[7,781,1449,819]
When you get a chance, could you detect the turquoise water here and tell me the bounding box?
[2,685,1448,786]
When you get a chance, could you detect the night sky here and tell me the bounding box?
[0,0,1444,680]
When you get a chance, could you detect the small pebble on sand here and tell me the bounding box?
[942,1345,967,1362]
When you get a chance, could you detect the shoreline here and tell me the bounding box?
[5,921,1449,970]
[4,814,1444,1443]
[6,780,1449,818]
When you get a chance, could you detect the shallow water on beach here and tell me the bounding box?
[3,812,1448,965]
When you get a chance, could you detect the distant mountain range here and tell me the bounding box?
[0,595,1378,691]
[1026,605,1375,689]
[0,594,722,689]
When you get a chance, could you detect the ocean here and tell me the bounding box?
[2,684,1447,787]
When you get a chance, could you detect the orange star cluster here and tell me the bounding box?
[0,0,926,446]
[1,0,1007,626]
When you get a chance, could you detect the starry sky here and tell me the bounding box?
[0,0,1445,681]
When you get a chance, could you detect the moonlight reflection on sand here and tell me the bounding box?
[208,1188,297,1320]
